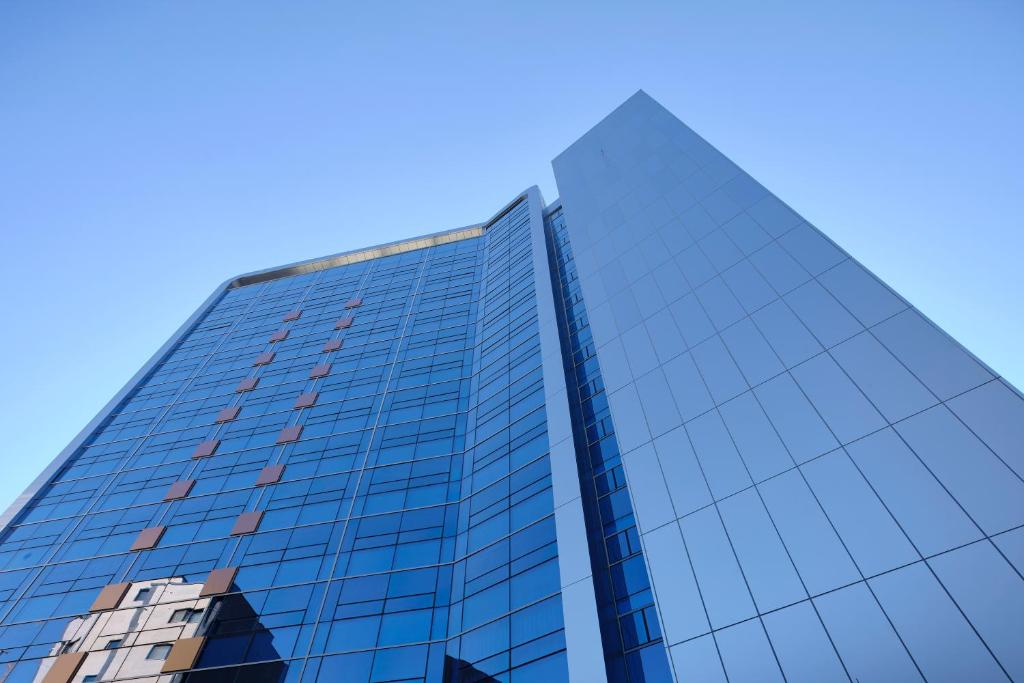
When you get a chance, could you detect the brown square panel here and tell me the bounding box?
[90,582,131,612]
[161,637,205,674]
[41,651,86,683]
[335,316,353,330]
[277,425,303,443]
[199,567,237,597]
[192,439,220,459]
[345,297,362,308]
[323,338,343,352]
[309,363,331,379]
[130,526,165,551]
[231,511,263,536]
[282,309,302,322]
[216,406,240,423]
[164,480,195,501]
[269,329,290,343]
[255,464,285,486]
[236,377,259,392]
[253,351,276,366]
[294,392,318,409]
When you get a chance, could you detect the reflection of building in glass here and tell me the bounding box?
[441,656,499,683]
[2,91,1023,682]
[28,574,282,683]
[32,577,210,682]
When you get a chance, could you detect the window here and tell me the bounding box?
[147,643,173,660]
[84,677,99,683]
[135,588,151,601]
[105,639,122,650]
[170,607,204,624]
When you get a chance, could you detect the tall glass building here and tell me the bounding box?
[1,91,1021,683]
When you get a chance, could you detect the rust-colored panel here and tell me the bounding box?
[231,511,263,536]
[277,425,303,443]
[164,480,195,501]
[192,439,220,459]
[89,582,131,612]
[161,637,205,673]
[42,651,87,683]
[255,464,285,486]
[335,316,353,329]
[130,526,165,551]
[294,392,318,409]
[283,309,302,322]
[253,351,276,366]
[345,297,362,308]
[323,338,343,352]
[199,567,237,597]
[269,329,290,343]
[236,377,259,392]
[309,363,331,379]
[215,406,240,423]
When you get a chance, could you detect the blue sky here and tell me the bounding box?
[0,1,1021,512]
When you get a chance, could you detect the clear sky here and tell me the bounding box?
[1,1,1021,513]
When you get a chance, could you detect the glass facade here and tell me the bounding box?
[545,206,672,683]
[1,91,1021,682]
[0,196,586,683]
[552,91,1024,683]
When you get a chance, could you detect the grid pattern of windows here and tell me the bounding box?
[553,90,1024,682]
[0,199,570,682]
[546,206,673,683]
